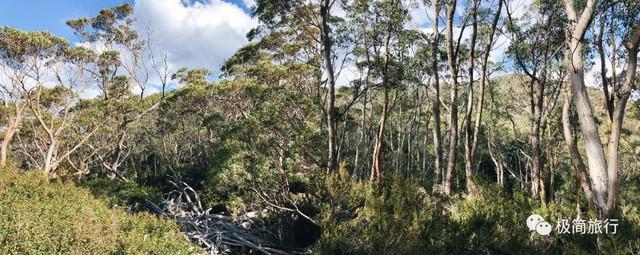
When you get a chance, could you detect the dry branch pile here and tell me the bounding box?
[149,177,307,255]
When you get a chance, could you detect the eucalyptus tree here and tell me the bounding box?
[64,4,171,180]
[351,0,411,184]
[0,29,72,175]
[250,0,357,172]
[0,30,105,176]
[505,0,565,203]
[443,0,466,195]
[590,0,640,214]
[320,0,340,171]
[420,0,471,195]
[424,0,445,193]
[66,4,147,100]
[0,27,32,166]
[462,0,480,194]
[468,0,503,191]
[561,0,640,218]
[561,0,640,219]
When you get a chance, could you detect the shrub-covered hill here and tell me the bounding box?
[0,167,203,255]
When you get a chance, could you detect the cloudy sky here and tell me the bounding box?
[0,0,259,96]
[0,0,256,70]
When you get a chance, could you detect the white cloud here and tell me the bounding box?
[508,0,533,20]
[585,54,619,89]
[79,86,102,99]
[408,0,431,28]
[243,0,256,9]
[133,0,257,73]
[490,34,510,64]
[335,62,359,87]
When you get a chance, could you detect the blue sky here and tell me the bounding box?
[0,0,257,97]
[0,0,133,41]
[0,0,251,43]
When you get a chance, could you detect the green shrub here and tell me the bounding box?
[315,167,436,255]
[114,213,199,255]
[77,177,160,210]
[312,168,638,254]
[0,169,118,254]
[446,188,537,254]
[0,168,201,254]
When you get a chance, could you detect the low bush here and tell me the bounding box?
[114,213,198,255]
[77,177,160,211]
[313,168,638,254]
[315,167,436,255]
[0,168,201,254]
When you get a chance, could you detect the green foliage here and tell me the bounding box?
[77,178,160,210]
[611,181,640,254]
[0,167,201,254]
[0,168,118,254]
[315,167,434,255]
[2,1,639,253]
[446,188,538,254]
[113,214,199,255]
[313,169,640,254]
[66,3,136,45]
[38,85,74,108]
[171,67,211,85]
[0,26,69,65]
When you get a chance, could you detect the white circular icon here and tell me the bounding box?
[535,221,552,235]
[526,214,545,231]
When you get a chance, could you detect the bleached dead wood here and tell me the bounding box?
[150,176,306,255]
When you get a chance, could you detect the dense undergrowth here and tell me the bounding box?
[3,163,638,254]
[311,167,640,255]
[0,167,202,255]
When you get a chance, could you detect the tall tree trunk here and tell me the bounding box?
[372,88,389,185]
[443,0,458,195]
[430,0,443,193]
[321,0,338,171]
[606,30,639,212]
[463,0,478,195]
[563,0,604,216]
[471,0,502,159]
[566,47,608,216]
[532,53,548,204]
[354,91,367,179]
[531,98,545,204]
[370,26,394,185]
[562,87,594,206]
